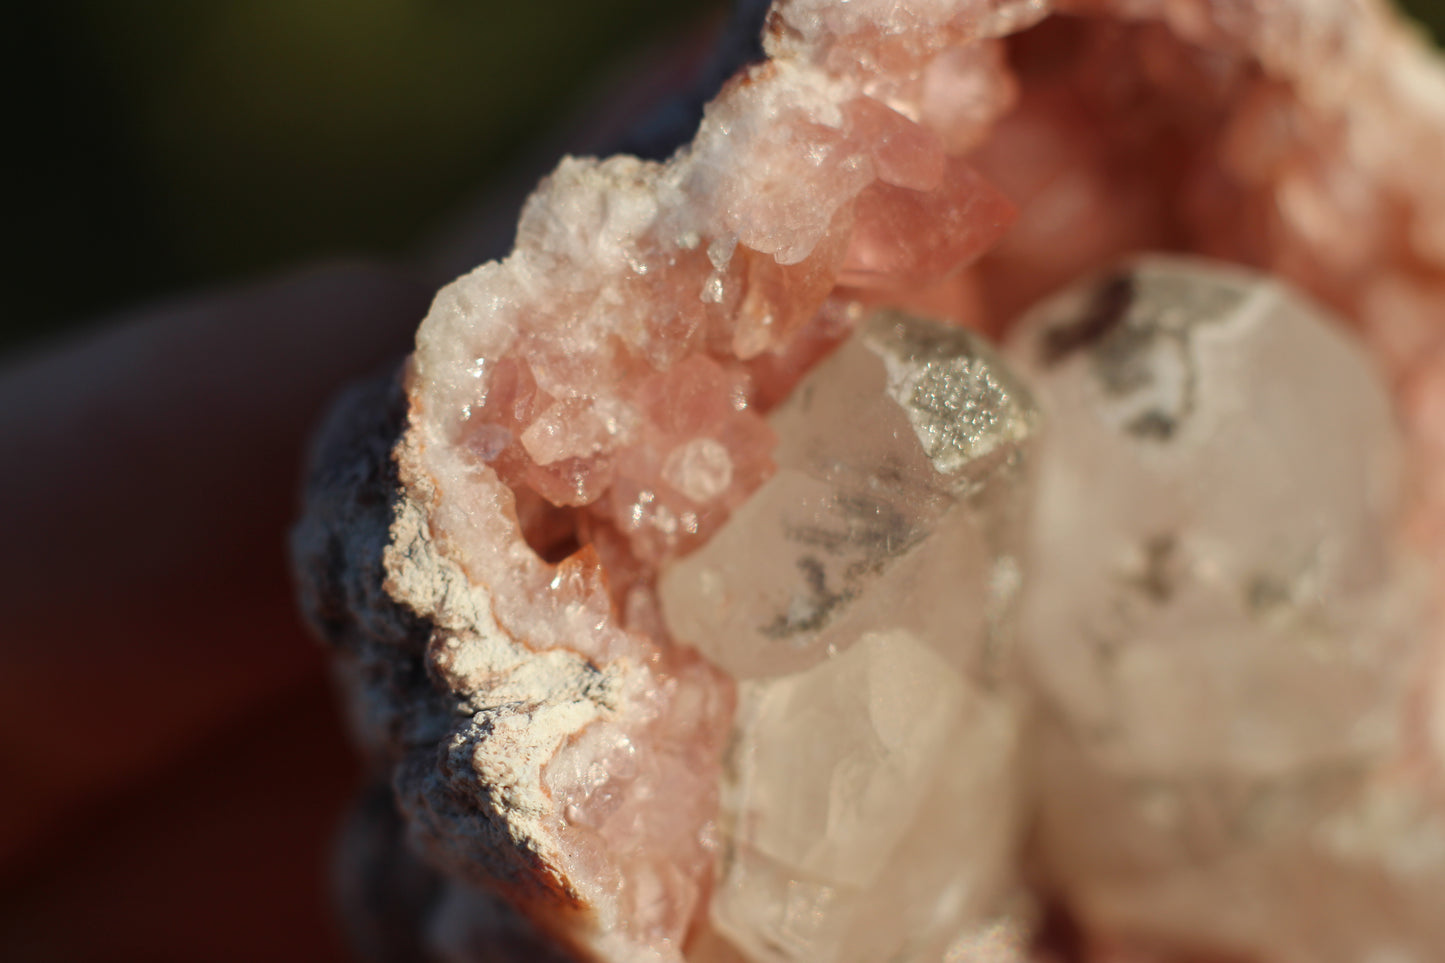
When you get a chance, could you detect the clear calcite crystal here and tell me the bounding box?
[660,311,1036,963]
[661,309,1036,681]
[1007,257,1440,963]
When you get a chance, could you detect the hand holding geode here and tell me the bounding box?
[292,1,1445,961]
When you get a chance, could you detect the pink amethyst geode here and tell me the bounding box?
[292,1,1445,961]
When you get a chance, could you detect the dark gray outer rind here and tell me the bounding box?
[290,371,436,769]
[335,783,580,963]
[291,373,584,963]
[612,0,772,161]
[332,783,445,963]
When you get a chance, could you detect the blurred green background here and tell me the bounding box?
[3,0,1440,352]
[4,0,722,351]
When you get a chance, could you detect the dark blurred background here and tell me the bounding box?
[4,0,729,352]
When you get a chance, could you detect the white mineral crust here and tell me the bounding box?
[660,311,1037,963]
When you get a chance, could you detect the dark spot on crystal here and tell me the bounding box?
[1132,533,1180,602]
[760,554,854,640]
[783,488,925,563]
[799,554,829,596]
[1126,409,1178,441]
[1093,322,1163,397]
[1039,272,1136,366]
[1245,574,1294,617]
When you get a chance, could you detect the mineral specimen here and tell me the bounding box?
[289,0,1445,960]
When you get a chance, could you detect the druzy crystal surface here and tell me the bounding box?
[289,0,1445,960]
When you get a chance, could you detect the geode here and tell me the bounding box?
[291,1,1445,961]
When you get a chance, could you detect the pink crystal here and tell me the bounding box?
[837,157,1016,291]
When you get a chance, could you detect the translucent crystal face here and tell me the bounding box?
[660,310,1037,682]
[659,310,1037,963]
[1009,257,1411,777]
[1006,257,1439,962]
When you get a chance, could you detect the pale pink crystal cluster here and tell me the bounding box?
[291,0,1445,961]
